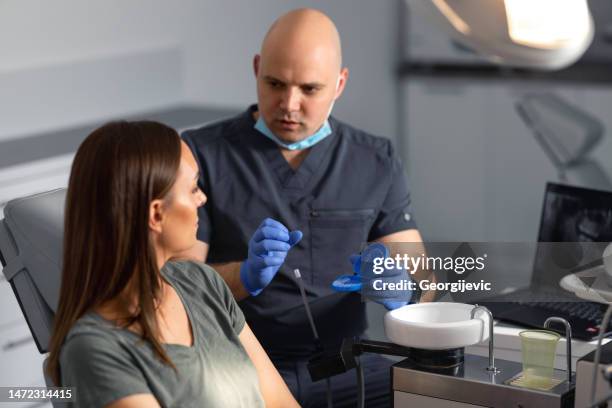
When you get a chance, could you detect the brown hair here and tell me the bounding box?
[46,121,182,385]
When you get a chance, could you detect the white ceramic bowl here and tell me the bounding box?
[384,302,490,350]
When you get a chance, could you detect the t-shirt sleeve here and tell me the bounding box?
[192,262,246,334]
[60,333,151,408]
[368,140,418,241]
[182,130,213,244]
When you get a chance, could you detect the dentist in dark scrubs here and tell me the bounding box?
[182,8,433,407]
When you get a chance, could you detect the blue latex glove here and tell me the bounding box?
[240,218,302,296]
[350,243,413,310]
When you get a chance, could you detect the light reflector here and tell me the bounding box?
[504,0,591,49]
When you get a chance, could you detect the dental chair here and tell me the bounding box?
[0,188,66,404]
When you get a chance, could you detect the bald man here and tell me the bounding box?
[182,9,425,407]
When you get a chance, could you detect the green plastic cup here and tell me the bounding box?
[519,330,561,389]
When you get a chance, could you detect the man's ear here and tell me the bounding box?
[335,67,349,99]
[253,54,261,78]
[149,199,165,234]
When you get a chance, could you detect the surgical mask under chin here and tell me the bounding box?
[254,76,339,151]
[254,116,332,151]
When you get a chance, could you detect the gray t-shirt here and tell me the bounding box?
[59,261,264,408]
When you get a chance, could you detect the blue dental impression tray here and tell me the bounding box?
[331,243,390,292]
[331,274,363,292]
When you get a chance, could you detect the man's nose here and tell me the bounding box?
[280,87,301,112]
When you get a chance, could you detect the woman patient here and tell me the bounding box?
[45,121,299,407]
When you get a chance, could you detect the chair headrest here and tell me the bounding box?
[3,188,65,312]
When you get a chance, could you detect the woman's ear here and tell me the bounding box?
[149,199,165,234]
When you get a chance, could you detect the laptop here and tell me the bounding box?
[475,182,612,341]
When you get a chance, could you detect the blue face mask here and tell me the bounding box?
[254,116,332,151]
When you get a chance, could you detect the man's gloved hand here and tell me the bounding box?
[350,243,413,310]
[240,218,302,296]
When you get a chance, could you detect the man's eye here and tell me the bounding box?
[302,86,320,95]
[269,81,282,88]
[192,186,199,194]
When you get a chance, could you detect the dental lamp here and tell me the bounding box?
[409,0,595,70]
[515,93,612,192]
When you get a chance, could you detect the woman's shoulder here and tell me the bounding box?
[62,313,123,354]
[163,261,238,321]
[59,314,151,405]
[60,313,133,373]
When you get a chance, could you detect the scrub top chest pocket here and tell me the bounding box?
[309,208,376,287]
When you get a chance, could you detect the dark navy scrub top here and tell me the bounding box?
[182,105,417,358]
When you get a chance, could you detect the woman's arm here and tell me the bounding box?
[239,323,300,408]
[104,394,161,408]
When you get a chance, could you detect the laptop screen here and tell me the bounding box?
[532,182,612,288]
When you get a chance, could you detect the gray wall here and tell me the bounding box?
[405,81,612,242]
[0,0,400,145]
